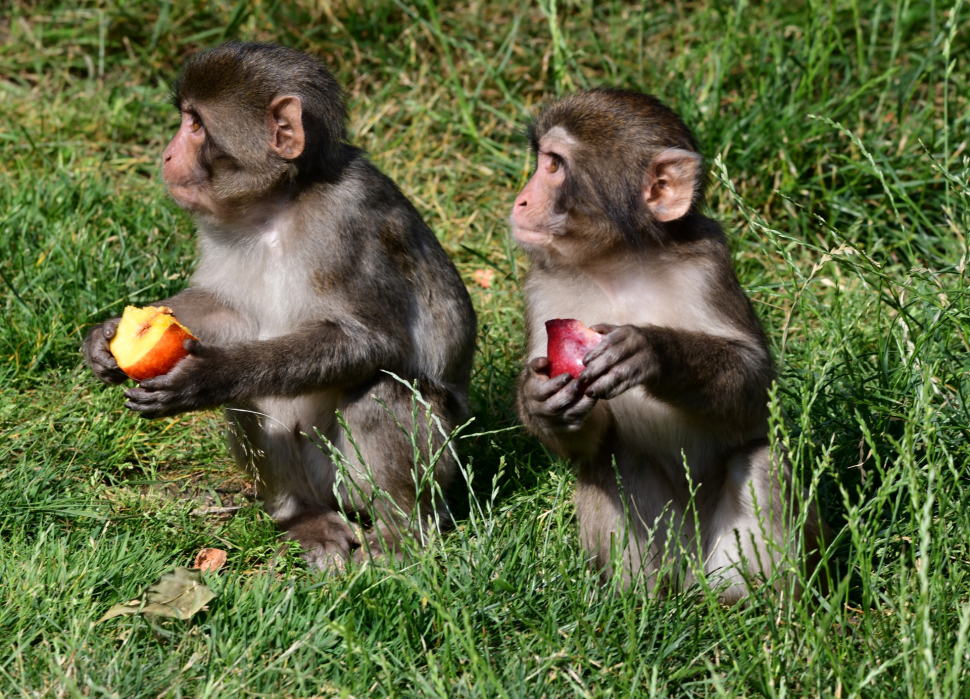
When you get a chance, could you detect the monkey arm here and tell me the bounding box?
[580,324,773,431]
[155,287,256,346]
[123,318,410,419]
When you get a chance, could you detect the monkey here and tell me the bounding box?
[82,42,477,569]
[512,89,824,602]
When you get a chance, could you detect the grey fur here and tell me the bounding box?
[83,43,476,566]
[515,90,824,600]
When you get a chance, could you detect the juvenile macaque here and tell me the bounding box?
[513,89,824,601]
[83,42,477,567]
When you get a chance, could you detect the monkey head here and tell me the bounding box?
[512,89,705,265]
[162,42,347,217]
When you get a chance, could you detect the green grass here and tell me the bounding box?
[2,0,969,696]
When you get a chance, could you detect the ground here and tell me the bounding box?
[1,1,969,696]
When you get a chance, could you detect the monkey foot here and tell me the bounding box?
[279,510,361,571]
[351,527,406,565]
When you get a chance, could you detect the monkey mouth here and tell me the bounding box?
[166,182,214,211]
[511,225,555,246]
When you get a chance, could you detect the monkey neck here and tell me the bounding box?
[198,168,318,228]
[197,196,294,243]
[295,144,360,186]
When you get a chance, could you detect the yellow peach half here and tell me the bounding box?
[109,306,197,381]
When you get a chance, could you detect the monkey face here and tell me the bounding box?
[512,90,708,265]
[511,127,574,248]
[161,96,307,221]
[163,43,335,223]
[162,109,216,213]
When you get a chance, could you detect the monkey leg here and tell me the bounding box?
[225,379,456,570]
[701,438,815,602]
[328,375,457,564]
[574,453,691,592]
[225,393,363,569]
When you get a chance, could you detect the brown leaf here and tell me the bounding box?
[98,567,216,623]
[193,547,227,573]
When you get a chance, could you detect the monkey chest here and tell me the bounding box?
[525,274,724,358]
[196,236,322,339]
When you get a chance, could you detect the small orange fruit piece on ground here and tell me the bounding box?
[109,306,197,381]
[193,548,227,573]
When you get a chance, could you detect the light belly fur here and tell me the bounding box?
[225,391,341,521]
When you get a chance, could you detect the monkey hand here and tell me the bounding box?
[520,357,598,433]
[579,324,657,400]
[83,318,128,385]
[123,340,234,418]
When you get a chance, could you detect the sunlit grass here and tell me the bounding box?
[1,0,969,696]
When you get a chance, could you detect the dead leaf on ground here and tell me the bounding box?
[473,268,494,288]
[98,567,216,623]
[193,547,227,573]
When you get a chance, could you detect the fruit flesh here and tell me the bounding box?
[545,318,603,379]
[109,306,197,381]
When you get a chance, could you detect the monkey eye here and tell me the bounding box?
[548,153,563,174]
[188,112,203,134]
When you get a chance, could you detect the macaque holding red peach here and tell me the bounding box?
[514,89,825,601]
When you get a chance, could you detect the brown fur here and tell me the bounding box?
[83,43,476,567]
[514,89,824,601]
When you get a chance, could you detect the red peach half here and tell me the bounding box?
[545,318,603,380]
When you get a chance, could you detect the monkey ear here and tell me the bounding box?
[643,148,701,222]
[268,96,306,160]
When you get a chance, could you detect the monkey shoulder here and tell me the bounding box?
[668,217,768,341]
[299,158,445,261]
[295,155,474,346]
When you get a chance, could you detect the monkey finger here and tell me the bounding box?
[102,318,120,339]
[526,371,572,402]
[125,391,182,416]
[125,386,168,403]
[584,364,638,400]
[93,350,120,369]
[125,398,159,414]
[97,367,128,385]
[577,351,616,384]
[184,339,205,354]
[530,356,551,373]
[561,395,597,424]
[588,323,616,336]
[540,379,586,414]
[580,336,622,368]
[580,337,642,382]
[137,374,177,391]
[89,358,124,382]
[88,355,112,373]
